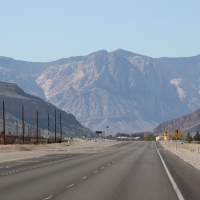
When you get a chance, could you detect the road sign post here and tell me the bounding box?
[174,129,180,151]
[174,129,179,139]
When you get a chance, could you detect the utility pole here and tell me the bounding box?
[60,112,62,140]
[107,126,109,138]
[22,106,24,144]
[3,101,5,144]
[48,113,49,143]
[36,111,38,144]
[55,109,56,143]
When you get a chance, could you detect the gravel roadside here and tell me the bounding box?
[159,141,200,171]
[0,139,120,163]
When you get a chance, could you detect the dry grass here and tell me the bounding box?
[160,141,200,152]
[0,139,95,153]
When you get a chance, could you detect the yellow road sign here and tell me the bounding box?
[174,129,179,138]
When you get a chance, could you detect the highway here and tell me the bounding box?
[0,141,200,200]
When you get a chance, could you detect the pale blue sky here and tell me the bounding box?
[0,0,200,62]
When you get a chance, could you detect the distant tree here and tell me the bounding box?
[7,131,12,135]
[131,133,144,138]
[193,132,200,141]
[116,132,121,137]
[146,134,155,141]
[185,132,192,143]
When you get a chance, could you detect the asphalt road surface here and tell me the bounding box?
[0,141,200,200]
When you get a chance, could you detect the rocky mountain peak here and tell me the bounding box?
[1,49,200,134]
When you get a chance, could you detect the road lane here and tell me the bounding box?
[0,154,75,174]
[157,141,200,200]
[0,141,199,200]
[0,142,136,199]
[55,141,178,200]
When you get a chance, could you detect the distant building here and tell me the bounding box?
[156,135,164,141]
[156,130,186,141]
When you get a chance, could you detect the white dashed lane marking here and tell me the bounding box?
[43,195,53,200]
[45,152,134,199]
[0,155,87,177]
[67,184,74,189]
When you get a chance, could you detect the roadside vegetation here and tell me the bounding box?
[146,134,155,141]
[185,132,200,143]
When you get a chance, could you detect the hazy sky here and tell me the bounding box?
[0,0,200,62]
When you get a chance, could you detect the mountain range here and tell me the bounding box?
[153,107,200,135]
[1,49,200,134]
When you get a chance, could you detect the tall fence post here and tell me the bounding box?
[36,111,38,144]
[60,112,62,140]
[48,113,49,144]
[55,109,56,143]
[3,101,5,145]
[22,106,24,144]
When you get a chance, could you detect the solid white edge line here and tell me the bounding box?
[155,141,184,200]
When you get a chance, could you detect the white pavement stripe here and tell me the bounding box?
[93,171,97,173]
[18,161,40,162]
[67,184,74,189]
[43,195,53,200]
[83,176,87,179]
[155,142,185,200]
